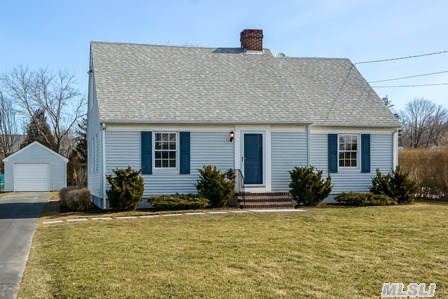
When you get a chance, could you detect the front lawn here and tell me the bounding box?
[19,202,448,298]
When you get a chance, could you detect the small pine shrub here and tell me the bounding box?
[335,192,397,206]
[196,165,235,208]
[59,186,79,208]
[370,169,393,196]
[390,167,418,203]
[370,167,418,204]
[66,188,92,211]
[106,166,144,210]
[149,194,209,210]
[289,166,332,206]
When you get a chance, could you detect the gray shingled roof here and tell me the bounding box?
[91,42,399,127]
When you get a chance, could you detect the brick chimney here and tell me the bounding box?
[240,29,263,51]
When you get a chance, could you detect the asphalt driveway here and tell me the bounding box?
[0,192,49,299]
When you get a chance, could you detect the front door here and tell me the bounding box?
[243,133,263,185]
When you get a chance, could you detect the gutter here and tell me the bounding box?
[307,124,311,166]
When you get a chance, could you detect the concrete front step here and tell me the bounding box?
[239,202,295,208]
[240,202,295,208]
[237,192,290,197]
[237,196,292,202]
[236,192,294,208]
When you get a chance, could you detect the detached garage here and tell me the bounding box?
[3,141,68,192]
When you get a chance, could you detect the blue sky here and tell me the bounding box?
[1,0,447,110]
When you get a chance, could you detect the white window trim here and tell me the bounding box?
[152,131,179,173]
[338,134,360,169]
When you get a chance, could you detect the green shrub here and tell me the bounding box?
[335,192,397,206]
[149,194,209,210]
[289,166,332,206]
[66,188,92,211]
[196,165,235,208]
[59,186,79,208]
[370,167,418,204]
[106,166,144,210]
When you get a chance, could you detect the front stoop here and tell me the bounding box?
[237,192,295,209]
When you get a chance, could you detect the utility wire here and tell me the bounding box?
[322,64,355,123]
[369,70,448,83]
[355,50,448,65]
[372,82,448,88]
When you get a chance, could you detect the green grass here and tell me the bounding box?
[19,201,448,298]
[49,191,59,201]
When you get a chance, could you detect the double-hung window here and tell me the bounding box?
[339,134,358,167]
[154,132,177,168]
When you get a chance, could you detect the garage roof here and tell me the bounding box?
[3,142,68,162]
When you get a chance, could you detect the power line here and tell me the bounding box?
[372,82,448,88]
[322,64,355,123]
[355,50,448,65]
[369,70,448,83]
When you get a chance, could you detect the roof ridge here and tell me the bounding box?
[90,41,348,61]
[277,56,351,61]
[90,41,246,51]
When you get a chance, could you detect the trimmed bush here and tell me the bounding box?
[59,186,79,208]
[370,167,418,204]
[66,188,92,211]
[149,194,209,210]
[106,166,144,210]
[196,165,235,208]
[335,192,397,206]
[289,166,332,206]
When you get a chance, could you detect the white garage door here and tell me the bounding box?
[14,164,50,191]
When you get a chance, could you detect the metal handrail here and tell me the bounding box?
[234,169,245,208]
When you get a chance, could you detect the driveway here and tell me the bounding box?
[0,192,49,299]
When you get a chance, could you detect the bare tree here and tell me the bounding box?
[1,66,86,155]
[400,98,448,148]
[0,91,19,157]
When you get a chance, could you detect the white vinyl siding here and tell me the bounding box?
[310,133,394,194]
[271,132,308,192]
[87,68,103,202]
[105,131,234,207]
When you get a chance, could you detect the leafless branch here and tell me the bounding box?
[1,66,86,156]
[400,98,448,148]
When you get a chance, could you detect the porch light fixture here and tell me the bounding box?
[229,131,235,142]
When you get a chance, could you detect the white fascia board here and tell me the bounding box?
[106,123,307,132]
[310,126,397,134]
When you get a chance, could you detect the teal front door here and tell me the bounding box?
[244,134,263,185]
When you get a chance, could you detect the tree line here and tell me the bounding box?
[389,97,448,148]
[0,66,86,185]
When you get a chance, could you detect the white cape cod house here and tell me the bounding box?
[87,29,400,209]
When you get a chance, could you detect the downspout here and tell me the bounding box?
[307,124,311,166]
[101,123,107,209]
[393,128,399,170]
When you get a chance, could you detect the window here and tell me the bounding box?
[154,132,177,168]
[339,134,358,167]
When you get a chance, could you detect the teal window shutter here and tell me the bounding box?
[179,132,190,174]
[361,134,371,173]
[141,132,152,174]
[328,134,338,173]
